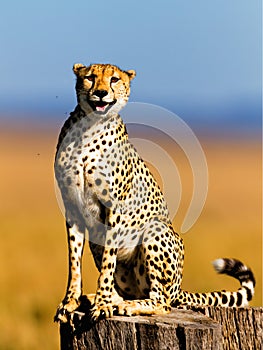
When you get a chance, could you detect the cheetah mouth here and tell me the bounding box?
[88,100,117,114]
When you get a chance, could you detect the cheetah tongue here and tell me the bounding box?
[94,101,108,112]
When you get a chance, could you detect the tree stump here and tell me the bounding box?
[59,300,262,350]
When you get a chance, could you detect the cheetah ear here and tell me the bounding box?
[73,63,85,76]
[126,70,136,81]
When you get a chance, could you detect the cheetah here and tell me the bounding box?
[54,63,255,323]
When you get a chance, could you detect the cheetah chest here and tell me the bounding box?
[55,119,105,224]
[55,114,129,227]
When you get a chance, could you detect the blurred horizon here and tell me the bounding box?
[0,92,261,138]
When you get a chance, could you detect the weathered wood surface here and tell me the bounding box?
[60,304,262,350]
[199,307,263,350]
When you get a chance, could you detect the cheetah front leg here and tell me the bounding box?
[91,243,124,319]
[54,221,85,323]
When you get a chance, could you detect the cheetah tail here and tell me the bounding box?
[177,258,256,307]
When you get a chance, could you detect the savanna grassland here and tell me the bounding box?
[0,122,261,350]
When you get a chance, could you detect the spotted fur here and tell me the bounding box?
[54,63,255,322]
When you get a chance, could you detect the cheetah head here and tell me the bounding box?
[73,63,136,116]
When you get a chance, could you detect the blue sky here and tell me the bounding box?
[0,0,261,132]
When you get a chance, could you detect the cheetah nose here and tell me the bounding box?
[93,90,108,98]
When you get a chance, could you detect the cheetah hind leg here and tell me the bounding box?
[91,296,170,319]
[99,222,179,318]
[111,221,180,317]
[114,271,172,316]
[91,277,172,319]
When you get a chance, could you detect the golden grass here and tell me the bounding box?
[0,124,261,350]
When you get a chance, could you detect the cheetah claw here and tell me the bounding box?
[112,306,119,315]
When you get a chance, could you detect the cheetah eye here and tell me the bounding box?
[84,75,95,82]
[111,77,119,83]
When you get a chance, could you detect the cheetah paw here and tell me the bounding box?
[54,298,80,323]
[90,303,119,320]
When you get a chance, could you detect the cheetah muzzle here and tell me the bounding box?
[54,63,255,324]
[88,97,117,114]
